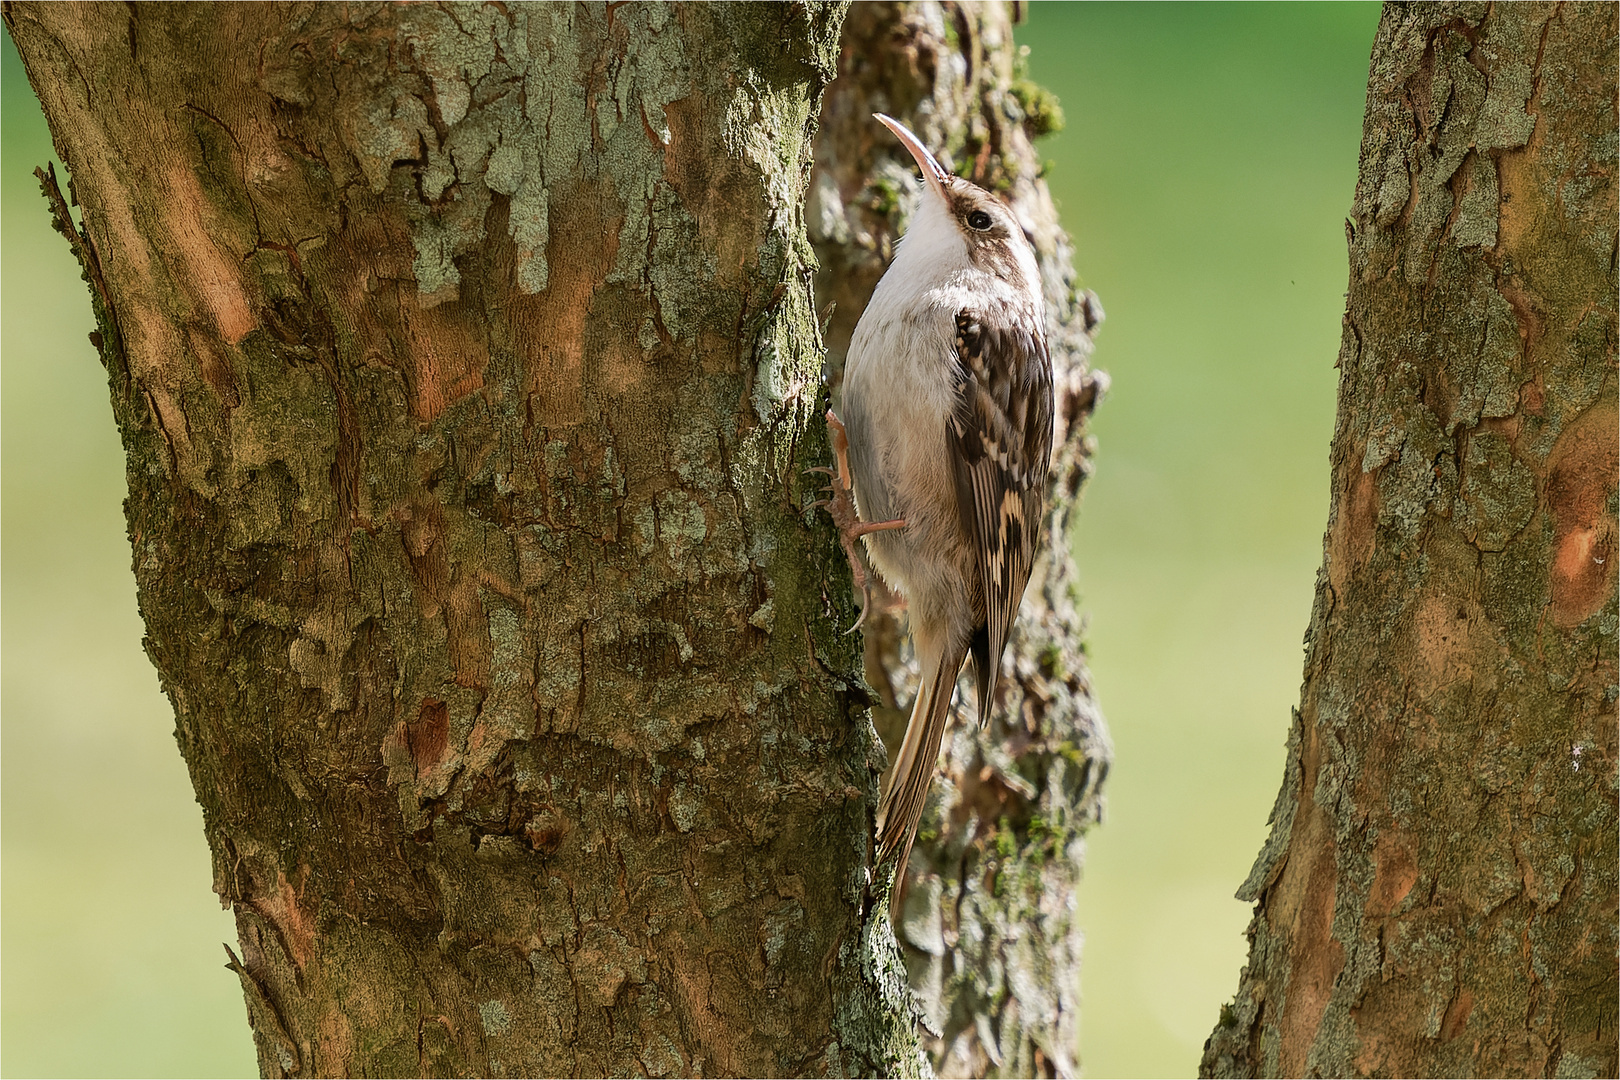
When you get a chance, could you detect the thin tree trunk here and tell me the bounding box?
[7,3,931,1075]
[810,3,1110,1075]
[1203,4,1617,1076]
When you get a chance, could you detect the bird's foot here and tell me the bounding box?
[809,409,905,633]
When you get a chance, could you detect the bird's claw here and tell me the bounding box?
[842,582,875,635]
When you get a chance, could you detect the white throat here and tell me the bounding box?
[885,193,969,296]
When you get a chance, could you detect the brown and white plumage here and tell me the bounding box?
[833,115,1053,891]
[949,310,1053,728]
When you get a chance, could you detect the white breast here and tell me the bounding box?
[841,230,974,622]
[838,189,1045,628]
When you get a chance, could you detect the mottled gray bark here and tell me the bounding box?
[1203,4,1617,1077]
[810,3,1110,1076]
[7,2,932,1075]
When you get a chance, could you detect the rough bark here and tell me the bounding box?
[7,3,933,1076]
[809,3,1111,1075]
[1203,4,1617,1077]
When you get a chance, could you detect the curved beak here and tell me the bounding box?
[875,113,949,204]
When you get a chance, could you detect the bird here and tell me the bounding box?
[815,114,1054,899]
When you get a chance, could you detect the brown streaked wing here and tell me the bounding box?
[946,308,1054,725]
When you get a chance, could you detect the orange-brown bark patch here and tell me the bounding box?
[1546,402,1618,627]
[1277,835,1345,1078]
[1367,831,1419,919]
[408,700,450,779]
[1414,592,1480,693]
[599,293,663,399]
[1329,464,1378,600]
[252,869,315,971]
[506,190,623,428]
[1520,375,1547,417]
[316,1007,359,1076]
[1267,713,1347,1077]
[673,958,736,1074]
[190,325,241,408]
[397,290,490,424]
[1352,1025,1398,1078]
[1440,986,1475,1041]
[164,163,257,344]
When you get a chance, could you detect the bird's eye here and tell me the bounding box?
[967,209,993,231]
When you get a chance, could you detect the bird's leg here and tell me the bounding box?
[823,408,856,492]
[809,409,905,632]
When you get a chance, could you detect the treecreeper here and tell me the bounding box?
[814,115,1054,902]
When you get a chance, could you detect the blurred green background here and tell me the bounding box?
[1021,4,1377,1076]
[1,4,1376,1076]
[1,22,260,1080]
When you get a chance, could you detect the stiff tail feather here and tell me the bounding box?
[876,638,966,909]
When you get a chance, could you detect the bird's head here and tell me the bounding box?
[875,113,1039,297]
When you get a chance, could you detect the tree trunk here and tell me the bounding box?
[1203,4,1617,1077]
[6,3,933,1075]
[808,3,1110,1076]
